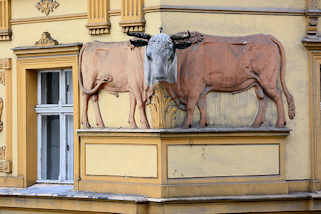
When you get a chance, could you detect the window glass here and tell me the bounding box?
[66,115,74,180]
[41,72,60,104]
[44,115,60,180]
[65,70,73,104]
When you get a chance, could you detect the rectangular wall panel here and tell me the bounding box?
[168,144,279,178]
[86,144,157,177]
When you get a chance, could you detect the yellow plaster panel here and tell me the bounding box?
[160,0,305,9]
[12,0,87,19]
[168,144,279,178]
[86,144,157,177]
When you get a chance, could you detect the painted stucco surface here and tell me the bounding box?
[0,0,312,180]
[161,0,306,9]
[168,144,279,178]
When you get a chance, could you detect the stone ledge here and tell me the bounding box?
[77,127,291,137]
[0,184,319,203]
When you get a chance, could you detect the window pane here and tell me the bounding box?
[45,115,60,180]
[65,70,73,104]
[66,115,74,180]
[41,72,60,104]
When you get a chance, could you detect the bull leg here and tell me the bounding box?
[251,85,267,128]
[136,93,150,129]
[197,94,208,128]
[129,92,138,129]
[81,93,91,128]
[92,94,105,128]
[264,87,286,128]
[184,96,199,129]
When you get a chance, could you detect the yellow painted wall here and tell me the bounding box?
[0,0,311,180]
[86,144,157,177]
[168,144,280,178]
[160,0,306,9]
[11,0,87,19]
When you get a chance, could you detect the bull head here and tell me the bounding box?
[127,31,193,100]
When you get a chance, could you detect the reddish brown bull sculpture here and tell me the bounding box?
[129,32,296,128]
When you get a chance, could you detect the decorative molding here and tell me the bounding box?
[87,0,110,35]
[0,0,11,41]
[148,85,177,129]
[0,160,11,173]
[0,58,11,70]
[36,0,59,16]
[0,98,3,133]
[120,0,145,32]
[144,5,307,16]
[0,144,11,174]
[0,72,4,86]
[11,13,87,25]
[305,0,320,37]
[35,32,59,47]
[0,145,5,160]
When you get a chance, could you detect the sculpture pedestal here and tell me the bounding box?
[77,128,290,198]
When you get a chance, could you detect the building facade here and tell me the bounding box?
[0,0,321,213]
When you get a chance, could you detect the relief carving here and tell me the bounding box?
[0,97,3,132]
[0,145,5,160]
[0,72,4,86]
[79,31,295,129]
[148,85,177,128]
[35,32,59,47]
[36,0,59,16]
[128,32,296,128]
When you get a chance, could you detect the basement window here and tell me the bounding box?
[35,69,74,183]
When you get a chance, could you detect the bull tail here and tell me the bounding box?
[270,35,295,119]
[78,43,107,96]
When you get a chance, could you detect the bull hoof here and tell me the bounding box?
[251,122,262,128]
[82,122,91,128]
[200,122,208,128]
[275,121,286,128]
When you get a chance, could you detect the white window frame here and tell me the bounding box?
[35,69,74,184]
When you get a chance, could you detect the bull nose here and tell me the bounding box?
[155,76,166,81]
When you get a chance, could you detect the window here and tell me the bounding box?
[35,69,74,183]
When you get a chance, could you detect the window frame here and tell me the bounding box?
[36,69,74,184]
[13,43,82,188]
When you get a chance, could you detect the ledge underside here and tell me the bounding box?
[0,184,318,203]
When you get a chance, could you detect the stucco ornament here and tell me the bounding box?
[129,32,296,129]
[36,0,59,16]
[0,97,3,132]
[0,72,4,86]
[35,32,59,47]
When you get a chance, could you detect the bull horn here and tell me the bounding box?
[170,31,191,41]
[127,32,151,40]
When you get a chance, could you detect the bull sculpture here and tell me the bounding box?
[128,32,296,128]
[79,33,190,129]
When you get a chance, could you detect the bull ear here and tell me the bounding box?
[174,42,192,49]
[130,39,148,47]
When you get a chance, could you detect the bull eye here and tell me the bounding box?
[147,54,152,61]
